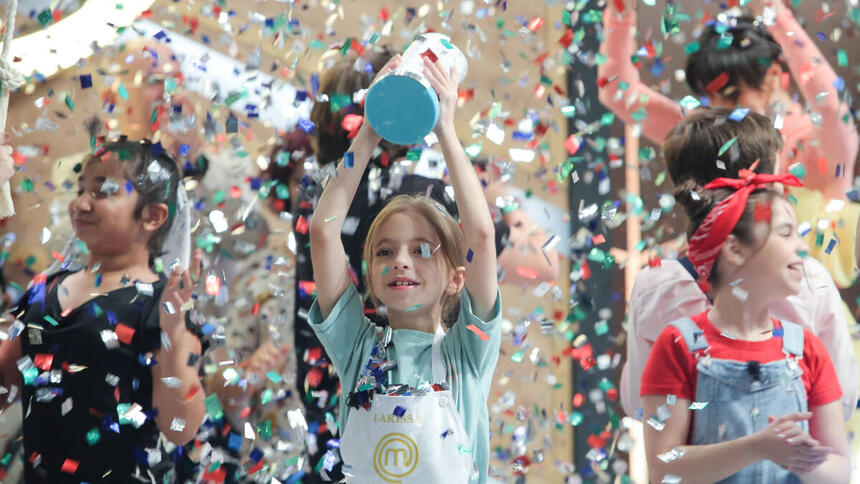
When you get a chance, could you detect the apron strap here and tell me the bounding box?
[432,332,446,384]
[779,320,804,358]
[670,317,709,353]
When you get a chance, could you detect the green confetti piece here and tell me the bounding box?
[464,143,482,158]
[25,255,36,267]
[569,411,583,426]
[717,137,737,156]
[86,428,101,445]
[381,266,390,276]
[600,112,615,126]
[309,39,325,50]
[655,171,666,186]
[595,320,609,336]
[679,95,701,111]
[511,350,524,363]
[265,371,283,384]
[598,377,614,392]
[716,33,734,49]
[22,366,38,385]
[684,41,700,54]
[205,393,224,420]
[64,94,76,112]
[117,83,129,101]
[405,304,422,312]
[37,9,52,27]
[20,178,33,193]
[44,315,59,326]
[260,388,274,405]
[440,38,453,49]
[630,107,648,122]
[788,163,807,179]
[838,49,848,67]
[407,148,422,161]
[560,105,576,117]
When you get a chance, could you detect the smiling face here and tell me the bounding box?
[730,197,809,300]
[68,155,165,259]
[368,211,453,312]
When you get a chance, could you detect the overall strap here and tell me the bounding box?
[431,331,446,384]
[779,320,805,358]
[669,317,709,353]
[678,255,698,281]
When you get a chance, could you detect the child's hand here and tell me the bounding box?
[240,342,290,387]
[423,56,459,137]
[159,249,203,335]
[755,413,832,473]
[0,143,13,185]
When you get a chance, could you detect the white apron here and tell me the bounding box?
[340,332,473,483]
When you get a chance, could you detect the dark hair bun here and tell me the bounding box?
[674,179,717,222]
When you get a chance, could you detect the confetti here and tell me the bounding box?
[465,324,489,341]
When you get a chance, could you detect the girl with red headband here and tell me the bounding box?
[640,171,850,483]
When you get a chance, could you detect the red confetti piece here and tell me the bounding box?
[705,72,730,95]
[421,48,438,63]
[817,156,827,176]
[306,367,323,388]
[295,215,309,235]
[527,17,543,32]
[465,324,489,341]
[60,459,79,474]
[515,266,538,280]
[613,0,625,12]
[564,134,580,155]
[592,234,606,245]
[34,353,53,371]
[184,384,201,402]
[229,186,242,199]
[115,323,135,345]
[753,201,771,222]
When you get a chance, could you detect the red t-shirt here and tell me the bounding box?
[641,312,842,408]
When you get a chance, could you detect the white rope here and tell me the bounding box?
[0,0,21,219]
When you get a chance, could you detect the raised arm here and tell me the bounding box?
[309,55,400,318]
[598,0,684,145]
[764,2,858,198]
[424,57,497,319]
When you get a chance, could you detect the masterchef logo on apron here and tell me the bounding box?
[373,432,420,482]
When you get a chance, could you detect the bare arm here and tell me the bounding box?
[598,0,683,145]
[152,256,206,445]
[497,206,560,285]
[643,395,832,483]
[765,2,858,198]
[0,338,21,411]
[795,401,851,483]
[424,58,498,319]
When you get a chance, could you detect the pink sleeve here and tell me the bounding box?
[769,9,859,192]
[809,262,858,419]
[598,9,684,146]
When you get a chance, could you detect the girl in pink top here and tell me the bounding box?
[599,0,858,201]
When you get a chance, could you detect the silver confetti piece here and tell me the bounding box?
[170,417,186,432]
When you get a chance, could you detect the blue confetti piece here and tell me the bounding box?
[344,152,354,168]
[79,74,92,89]
[250,177,262,190]
[249,447,264,462]
[107,310,117,326]
[393,405,406,417]
[310,74,320,95]
[297,118,315,134]
[295,90,308,102]
[265,18,274,28]
[178,144,190,156]
[153,30,167,40]
[227,432,242,451]
[728,107,749,122]
[816,32,826,41]
[825,238,837,254]
[772,326,784,337]
[466,249,474,263]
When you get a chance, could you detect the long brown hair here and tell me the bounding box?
[363,195,466,327]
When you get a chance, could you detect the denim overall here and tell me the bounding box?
[671,317,806,483]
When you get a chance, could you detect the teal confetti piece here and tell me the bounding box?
[381,266,390,276]
[788,163,807,179]
[64,94,75,111]
[717,137,737,156]
[405,304,423,312]
[44,315,59,326]
[679,95,701,112]
[266,371,283,384]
